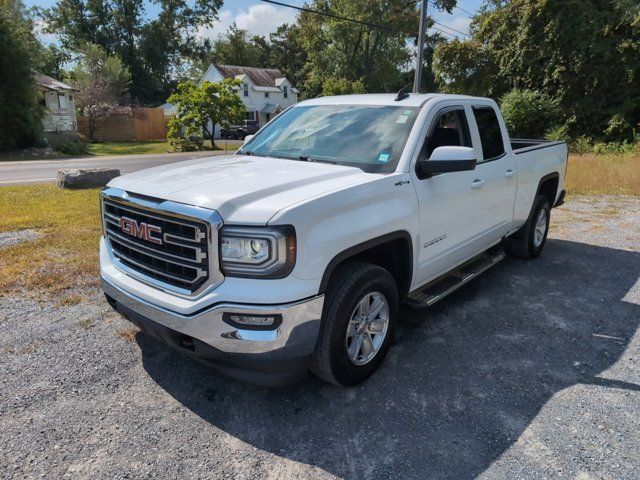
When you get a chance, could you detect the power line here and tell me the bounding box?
[432,20,469,38]
[259,0,468,40]
[259,0,415,35]
[454,4,474,17]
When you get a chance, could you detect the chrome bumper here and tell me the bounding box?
[101,278,324,385]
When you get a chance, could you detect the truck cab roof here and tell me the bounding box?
[298,93,488,108]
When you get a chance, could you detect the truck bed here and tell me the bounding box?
[511,138,566,154]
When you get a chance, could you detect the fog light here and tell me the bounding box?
[223,312,282,330]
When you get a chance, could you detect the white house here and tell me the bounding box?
[35,73,78,137]
[198,63,299,135]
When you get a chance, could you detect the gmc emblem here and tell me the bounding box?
[119,216,163,245]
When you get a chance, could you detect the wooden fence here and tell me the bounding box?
[78,107,167,142]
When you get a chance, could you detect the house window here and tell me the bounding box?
[245,111,254,120]
[264,92,269,98]
[57,93,67,110]
[266,113,271,122]
[283,86,288,98]
[243,84,248,97]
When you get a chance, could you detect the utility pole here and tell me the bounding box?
[413,0,428,93]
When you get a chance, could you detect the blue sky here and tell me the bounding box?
[27,0,483,43]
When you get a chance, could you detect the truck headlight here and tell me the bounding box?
[219,226,296,278]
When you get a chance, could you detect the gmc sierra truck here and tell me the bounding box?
[100,93,567,386]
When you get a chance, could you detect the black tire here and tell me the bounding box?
[311,262,399,386]
[504,195,551,259]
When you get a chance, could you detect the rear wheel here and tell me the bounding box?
[504,195,551,259]
[311,262,398,386]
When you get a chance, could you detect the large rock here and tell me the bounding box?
[56,168,120,189]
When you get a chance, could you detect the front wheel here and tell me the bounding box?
[504,194,551,259]
[311,262,398,386]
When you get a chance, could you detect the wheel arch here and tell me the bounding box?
[319,231,413,299]
[536,172,560,207]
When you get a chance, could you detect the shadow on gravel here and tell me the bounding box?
[137,239,640,479]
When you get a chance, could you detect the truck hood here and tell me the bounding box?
[108,154,373,224]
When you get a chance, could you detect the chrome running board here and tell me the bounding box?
[406,246,506,309]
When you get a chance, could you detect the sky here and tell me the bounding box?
[26,0,484,44]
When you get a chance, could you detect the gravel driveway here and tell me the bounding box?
[1,196,639,479]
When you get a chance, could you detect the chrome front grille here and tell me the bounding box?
[101,188,223,297]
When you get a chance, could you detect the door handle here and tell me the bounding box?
[471,179,484,189]
[505,169,516,178]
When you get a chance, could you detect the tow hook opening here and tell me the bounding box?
[175,333,195,351]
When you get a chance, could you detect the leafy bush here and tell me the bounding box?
[168,134,204,152]
[500,89,558,138]
[46,132,90,156]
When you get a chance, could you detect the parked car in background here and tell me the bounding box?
[220,120,259,140]
[100,93,567,387]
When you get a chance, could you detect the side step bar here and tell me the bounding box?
[406,246,506,309]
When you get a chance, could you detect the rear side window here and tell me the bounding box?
[473,106,505,161]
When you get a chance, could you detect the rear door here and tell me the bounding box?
[467,105,518,242]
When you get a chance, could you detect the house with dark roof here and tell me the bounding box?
[35,72,79,137]
[198,63,299,133]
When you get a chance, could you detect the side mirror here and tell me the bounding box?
[243,134,255,145]
[416,146,477,179]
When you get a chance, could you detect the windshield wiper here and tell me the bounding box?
[298,155,337,165]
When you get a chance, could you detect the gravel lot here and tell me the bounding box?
[1,196,639,479]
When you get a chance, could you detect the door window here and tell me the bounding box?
[472,106,505,162]
[425,108,472,158]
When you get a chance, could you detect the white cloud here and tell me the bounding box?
[198,4,297,41]
[33,19,60,46]
[430,14,472,39]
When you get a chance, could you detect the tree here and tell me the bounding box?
[212,24,273,68]
[167,79,246,151]
[0,0,43,151]
[67,44,130,141]
[500,89,558,138]
[433,0,640,140]
[321,77,366,96]
[40,0,223,104]
[269,24,308,91]
[297,0,420,97]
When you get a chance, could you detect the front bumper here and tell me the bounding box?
[102,279,324,386]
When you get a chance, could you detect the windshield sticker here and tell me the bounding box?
[404,110,413,115]
[396,114,409,124]
[378,153,390,163]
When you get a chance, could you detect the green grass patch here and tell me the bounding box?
[0,184,102,295]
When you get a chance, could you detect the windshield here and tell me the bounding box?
[238,105,420,173]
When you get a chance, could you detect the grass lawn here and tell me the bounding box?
[0,185,102,297]
[89,141,171,156]
[567,151,640,195]
[89,140,241,156]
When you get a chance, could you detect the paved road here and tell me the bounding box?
[0,150,234,186]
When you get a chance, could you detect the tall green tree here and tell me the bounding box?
[40,0,223,104]
[268,24,307,90]
[212,24,272,68]
[296,0,458,97]
[434,0,640,140]
[0,0,43,151]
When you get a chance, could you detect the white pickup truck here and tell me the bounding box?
[100,93,567,386]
